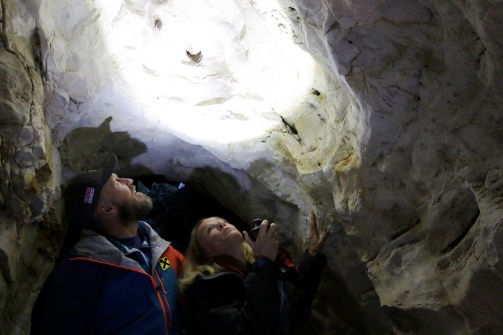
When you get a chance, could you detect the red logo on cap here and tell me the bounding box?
[84,187,95,204]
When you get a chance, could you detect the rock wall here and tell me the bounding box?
[0,0,502,334]
[0,1,62,335]
[290,0,503,332]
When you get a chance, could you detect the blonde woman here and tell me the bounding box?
[179,211,330,335]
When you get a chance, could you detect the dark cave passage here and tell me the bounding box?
[136,176,249,254]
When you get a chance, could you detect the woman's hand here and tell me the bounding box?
[308,210,331,256]
[243,220,279,261]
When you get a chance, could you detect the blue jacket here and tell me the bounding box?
[36,221,184,335]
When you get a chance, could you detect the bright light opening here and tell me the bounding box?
[91,0,319,146]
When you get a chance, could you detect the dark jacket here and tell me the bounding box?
[182,250,327,335]
[33,221,184,335]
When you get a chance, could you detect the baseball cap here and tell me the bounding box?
[63,153,118,227]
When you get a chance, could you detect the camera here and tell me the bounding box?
[249,219,299,283]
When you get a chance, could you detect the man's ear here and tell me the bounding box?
[96,202,113,215]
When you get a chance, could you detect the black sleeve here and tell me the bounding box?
[184,260,281,335]
[287,250,327,324]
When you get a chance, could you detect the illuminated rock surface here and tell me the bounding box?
[1,0,503,334]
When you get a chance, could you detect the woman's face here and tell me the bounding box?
[196,217,243,258]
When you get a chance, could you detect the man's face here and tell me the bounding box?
[100,173,153,222]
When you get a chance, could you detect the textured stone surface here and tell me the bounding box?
[0,0,502,334]
[0,1,61,335]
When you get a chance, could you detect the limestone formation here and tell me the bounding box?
[1,0,502,334]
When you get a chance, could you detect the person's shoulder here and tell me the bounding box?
[202,271,243,281]
[188,271,246,304]
[166,244,184,258]
[137,220,155,234]
[194,271,244,294]
[158,245,184,274]
[138,220,172,246]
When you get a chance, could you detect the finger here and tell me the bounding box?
[243,231,254,245]
[256,220,270,239]
[258,220,269,236]
[310,210,319,238]
[267,222,278,236]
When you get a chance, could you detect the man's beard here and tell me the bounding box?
[116,193,153,223]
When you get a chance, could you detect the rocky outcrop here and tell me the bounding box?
[0,1,61,335]
[0,0,502,334]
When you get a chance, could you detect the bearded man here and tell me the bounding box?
[33,153,184,335]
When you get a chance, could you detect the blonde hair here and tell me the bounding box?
[179,217,255,294]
